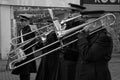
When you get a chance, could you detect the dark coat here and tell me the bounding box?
[57,35,79,80]
[12,25,37,75]
[75,29,113,80]
[56,17,84,80]
[35,31,61,80]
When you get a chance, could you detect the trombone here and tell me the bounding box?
[8,13,82,60]
[9,13,116,69]
[10,23,53,47]
[8,23,54,59]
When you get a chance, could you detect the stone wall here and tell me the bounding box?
[111,12,120,54]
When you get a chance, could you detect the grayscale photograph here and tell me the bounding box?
[0,0,120,80]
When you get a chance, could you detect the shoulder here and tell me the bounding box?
[98,29,113,43]
[99,29,112,38]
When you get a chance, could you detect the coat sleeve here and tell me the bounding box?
[78,31,113,62]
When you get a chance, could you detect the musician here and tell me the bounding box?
[75,18,113,80]
[35,31,61,80]
[58,17,85,80]
[11,14,38,80]
[36,4,85,80]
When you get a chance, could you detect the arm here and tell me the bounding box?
[78,30,113,62]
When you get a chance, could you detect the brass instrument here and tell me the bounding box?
[57,13,116,38]
[8,13,116,69]
[8,9,81,68]
[8,24,54,65]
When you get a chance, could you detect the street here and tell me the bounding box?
[109,54,120,80]
[0,54,120,80]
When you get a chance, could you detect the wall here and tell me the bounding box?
[0,5,11,59]
[0,0,80,7]
[0,0,80,59]
[84,4,120,11]
[0,8,1,58]
[81,0,120,11]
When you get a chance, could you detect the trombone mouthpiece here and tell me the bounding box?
[56,31,64,38]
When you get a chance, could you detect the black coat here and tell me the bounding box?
[12,25,37,75]
[54,19,84,80]
[35,32,61,80]
[56,18,84,80]
[57,35,79,80]
[75,29,113,80]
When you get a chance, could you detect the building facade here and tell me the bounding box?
[0,0,120,60]
[0,0,80,59]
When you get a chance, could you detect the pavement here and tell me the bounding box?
[0,54,120,80]
[0,59,41,80]
[109,54,120,80]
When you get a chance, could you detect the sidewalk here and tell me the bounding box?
[0,54,120,80]
[0,61,37,80]
[0,59,41,80]
[109,53,120,80]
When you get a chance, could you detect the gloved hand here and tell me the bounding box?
[77,30,89,40]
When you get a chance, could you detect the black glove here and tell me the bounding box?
[77,30,89,40]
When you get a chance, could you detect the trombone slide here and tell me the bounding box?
[8,13,116,70]
[57,13,116,38]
